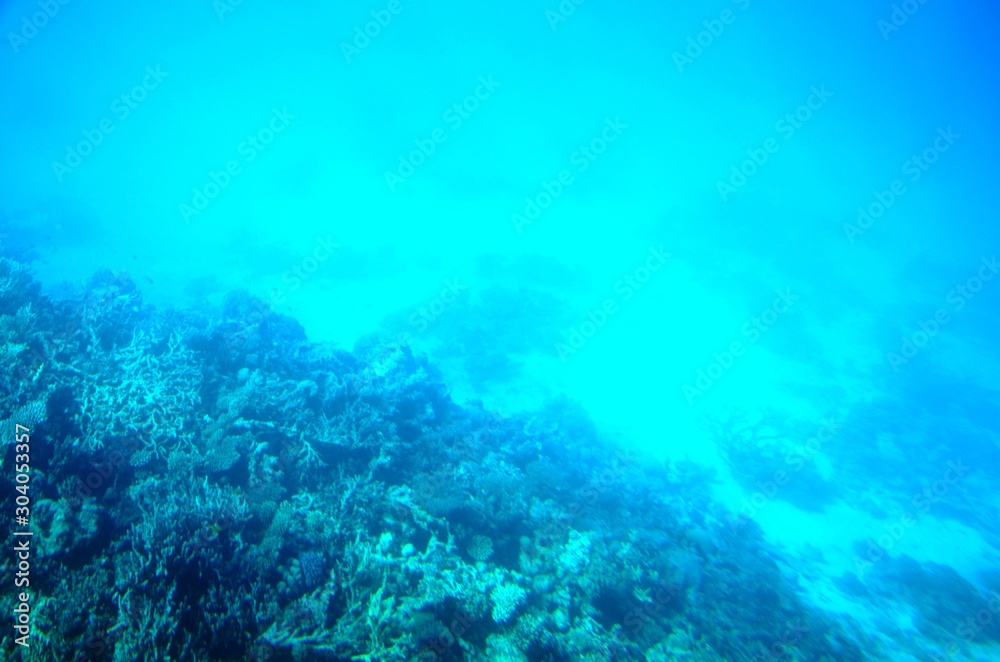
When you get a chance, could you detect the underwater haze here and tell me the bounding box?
[1,0,1000,659]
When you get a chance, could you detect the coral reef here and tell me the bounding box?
[0,257,880,660]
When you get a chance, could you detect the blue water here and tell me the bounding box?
[1,1,999,659]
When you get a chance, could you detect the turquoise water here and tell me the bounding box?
[1,1,999,659]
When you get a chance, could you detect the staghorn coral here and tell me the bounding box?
[77,328,200,455]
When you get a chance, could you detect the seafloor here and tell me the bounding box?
[0,257,997,661]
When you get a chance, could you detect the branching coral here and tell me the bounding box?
[468,535,495,563]
[78,329,200,456]
[490,582,528,624]
[0,265,874,661]
[0,257,35,308]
